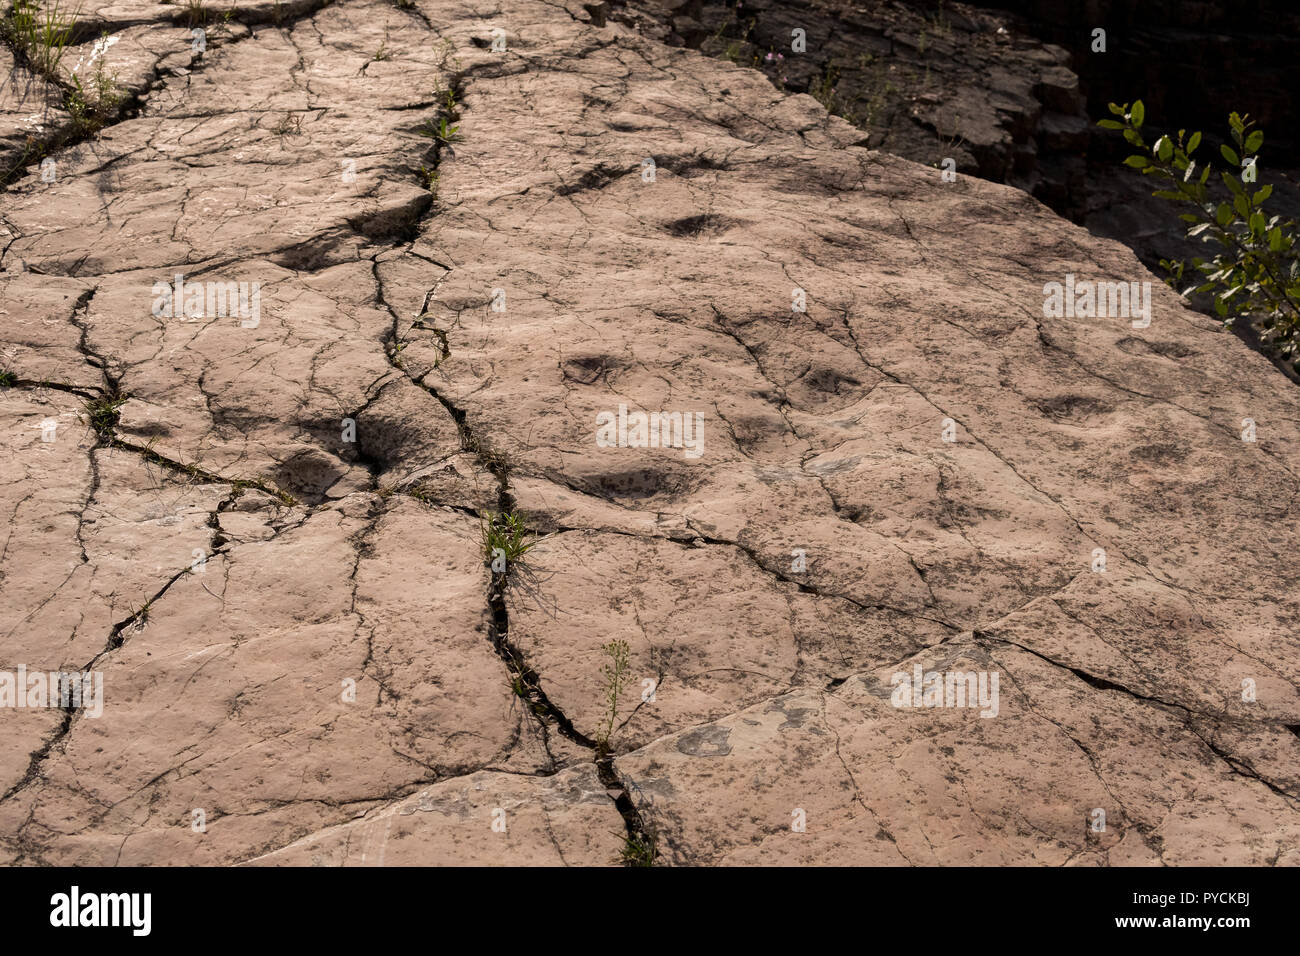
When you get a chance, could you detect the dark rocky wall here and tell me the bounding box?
[985,0,1300,155]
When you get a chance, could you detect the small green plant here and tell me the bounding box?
[596,638,632,752]
[83,394,126,439]
[184,0,207,27]
[65,57,121,135]
[0,370,15,387]
[372,31,390,61]
[128,598,154,627]
[433,37,458,73]
[811,62,840,113]
[417,164,439,196]
[619,828,657,866]
[1101,101,1300,368]
[419,116,460,145]
[481,510,538,573]
[5,0,79,77]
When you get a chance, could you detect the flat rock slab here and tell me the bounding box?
[0,0,1297,865]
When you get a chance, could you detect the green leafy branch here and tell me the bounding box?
[1100,100,1300,366]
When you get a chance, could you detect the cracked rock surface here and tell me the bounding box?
[1,0,1297,865]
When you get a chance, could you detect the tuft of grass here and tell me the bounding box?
[481,510,538,572]
[128,598,154,627]
[619,829,657,866]
[184,0,207,27]
[83,394,126,439]
[4,0,79,78]
[0,369,15,387]
[66,60,122,135]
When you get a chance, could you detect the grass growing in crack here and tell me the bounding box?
[66,58,122,136]
[183,0,208,27]
[619,828,657,866]
[418,116,461,146]
[595,638,633,753]
[3,0,79,78]
[126,598,154,628]
[82,394,126,440]
[417,164,439,197]
[481,510,538,573]
[0,368,14,387]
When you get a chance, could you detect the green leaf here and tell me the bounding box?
[1245,130,1264,153]
[1123,128,1144,147]
[1220,144,1240,165]
[1130,100,1144,128]
[1229,112,1244,134]
[1156,136,1174,161]
[1108,102,1126,116]
[1123,155,1150,169]
[1179,213,1200,223]
[1253,184,1273,204]
[1187,131,1201,154]
[1234,194,1250,218]
[1249,212,1266,235]
[1222,172,1245,196]
[1153,189,1184,200]
[1097,119,1124,130]
[1216,202,1232,226]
